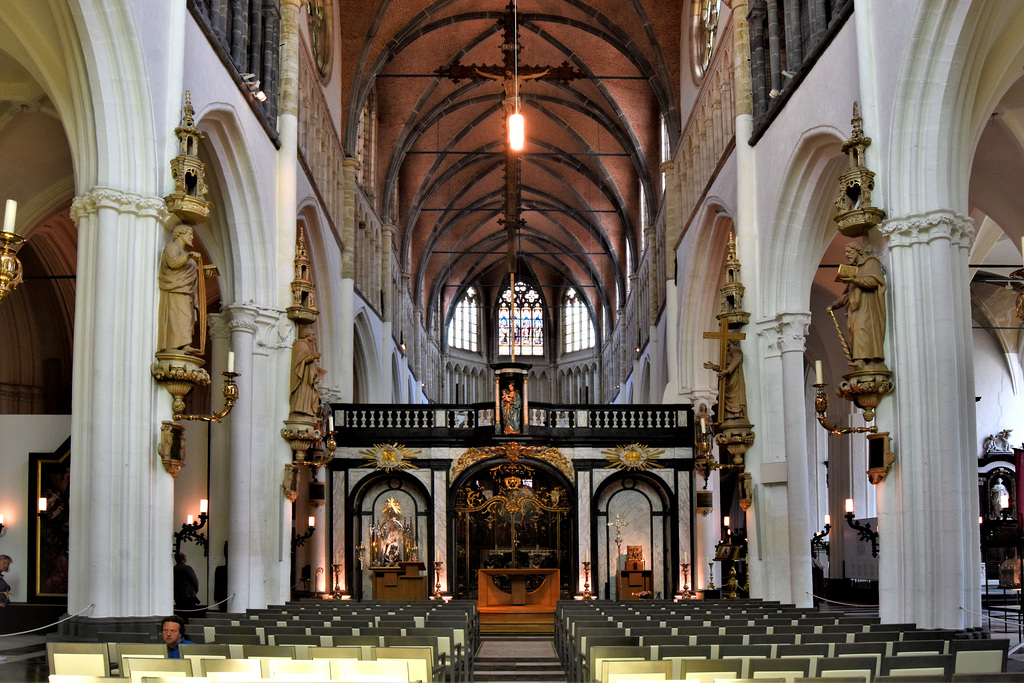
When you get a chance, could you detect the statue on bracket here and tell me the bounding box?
[290,329,325,417]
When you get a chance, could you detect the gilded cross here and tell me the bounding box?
[435,1,583,275]
[703,316,746,414]
[606,512,629,540]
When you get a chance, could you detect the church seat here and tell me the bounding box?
[677,657,743,681]
[266,657,333,680]
[117,643,167,675]
[821,624,867,635]
[748,656,813,683]
[869,623,916,632]
[952,673,1021,682]
[332,658,411,682]
[719,644,773,677]
[748,633,798,648]
[242,644,297,660]
[813,655,878,679]
[852,630,902,645]
[603,658,673,683]
[949,638,1009,674]
[372,647,436,683]
[693,633,745,647]
[800,633,850,647]
[200,657,264,677]
[773,625,816,636]
[775,643,831,665]
[833,640,887,672]
[588,645,653,683]
[891,639,948,656]
[880,653,954,678]
[901,628,954,642]
[575,636,641,682]
[123,656,193,682]
[212,625,263,644]
[46,642,111,678]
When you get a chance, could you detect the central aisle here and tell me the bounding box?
[473,635,568,682]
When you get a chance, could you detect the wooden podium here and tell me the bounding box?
[477,568,559,634]
[617,560,653,600]
[371,561,428,601]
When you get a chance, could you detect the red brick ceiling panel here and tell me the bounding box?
[337,0,682,332]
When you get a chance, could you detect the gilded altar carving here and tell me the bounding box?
[451,442,573,480]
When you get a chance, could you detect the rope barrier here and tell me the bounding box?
[0,603,95,638]
[806,592,878,608]
[959,604,1021,628]
[175,593,236,613]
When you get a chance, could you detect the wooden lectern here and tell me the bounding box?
[617,558,653,600]
[371,561,427,600]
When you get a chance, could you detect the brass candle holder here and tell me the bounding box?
[707,560,716,590]
[331,563,343,599]
[432,560,444,600]
[680,562,693,599]
[582,561,593,601]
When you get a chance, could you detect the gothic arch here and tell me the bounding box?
[352,311,380,402]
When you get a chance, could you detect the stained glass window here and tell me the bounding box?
[563,288,595,353]
[498,281,544,356]
[447,287,479,352]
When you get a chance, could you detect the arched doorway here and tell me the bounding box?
[449,450,575,600]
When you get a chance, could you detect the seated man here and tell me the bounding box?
[161,615,194,658]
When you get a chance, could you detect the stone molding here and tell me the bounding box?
[756,312,810,357]
[70,186,172,224]
[879,209,974,249]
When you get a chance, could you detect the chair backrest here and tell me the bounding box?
[655,643,711,660]
[604,658,672,683]
[46,642,111,677]
[589,645,651,683]
[816,655,879,679]
[212,632,261,645]
[373,645,434,683]
[123,656,192,682]
[241,643,296,660]
[891,639,947,656]
[309,645,364,660]
[880,653,953,677]
[118,643,168,674]
[748,656,812,683]
[201,657,264,676]
[266,658,333,680]
[949,638,1009,675]
[332,658,411,682]
[678,657,743,680]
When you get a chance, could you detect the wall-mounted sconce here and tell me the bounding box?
[0,199,25,304]
[292,516,315,550]
[173,356,239,423]
[173,499,210,556]
[241,73,267,102]
[811,514,831,557]
[866,431,895,484]
[813,361,878,435]
[399,331,406,352]
[844,498,879,557]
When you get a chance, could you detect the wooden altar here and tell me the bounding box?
[371,561,428,600]
[477,568,559,611]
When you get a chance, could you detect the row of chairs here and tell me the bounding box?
[47,643,439,682]
[555,600,1008,682]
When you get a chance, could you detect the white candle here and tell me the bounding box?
[187,514,194,525]
[328,413,334,431]
[823,514,830,526]
[814,360,823,385]
[308,515,316,528]
[0,514,4,525]
[584,550,589,563]
[38,497,47,513]
[845,498,854,514]
[199,499,208,514]
[723,516,730,528]
[683,551,688,564]
[2,199,16,233]
[227,351,235,373]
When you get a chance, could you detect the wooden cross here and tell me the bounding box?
[436,1,583,274]
[703,316,746,413]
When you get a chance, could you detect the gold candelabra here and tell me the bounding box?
[680,562,693,599]
[813,383,877,435]
[174,370,239,422]
[581,561,593,601]
[0,222,25,304]
[432,560,444,600]
[726,565,739,599]
[331,563,343,599]
[707,560,715,590]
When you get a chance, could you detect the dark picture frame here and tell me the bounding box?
[28,437,70,603]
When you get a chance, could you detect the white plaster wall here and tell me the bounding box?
[0,414,72,603]
[974,325,1024,451]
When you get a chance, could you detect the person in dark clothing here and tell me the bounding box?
[160,615,194,658]
[0,555,11,607]
[173,552,200,609]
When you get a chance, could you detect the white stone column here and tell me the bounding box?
[338,159,359,402]
[67,188,173,618]
[206,313,232,604]
[878,210,980,628]
[277,0,301,309]
[754,313,814,606]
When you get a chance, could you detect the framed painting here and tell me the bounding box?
[28,437,70,603]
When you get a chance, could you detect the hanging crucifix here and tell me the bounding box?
[436,1,584,279]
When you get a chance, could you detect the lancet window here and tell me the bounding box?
[498,281,544,356]
[448,287,479,353]
[563,288,595,353]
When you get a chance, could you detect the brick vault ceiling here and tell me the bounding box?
[338,0,683,330]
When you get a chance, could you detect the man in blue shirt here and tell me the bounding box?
[161,615,194,658]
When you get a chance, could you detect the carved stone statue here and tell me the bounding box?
[829,243,887,369]
[984,429,1013,454]
[290,329,325,417]
[990,478,1010,520]
[157,225,201,353]
[717,340,747,421]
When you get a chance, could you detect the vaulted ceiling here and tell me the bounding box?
[337,0,683,334]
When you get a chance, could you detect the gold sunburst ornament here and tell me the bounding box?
[359,443,420,471]
[603,443,665,471]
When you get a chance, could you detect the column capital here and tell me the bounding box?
[756,311,810,357]
[208,312,232,340]
[879,209,974,249]
[225,303,261,335]
[342,157,361,173]
[71,186,173,224]
[660,160,675,174]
